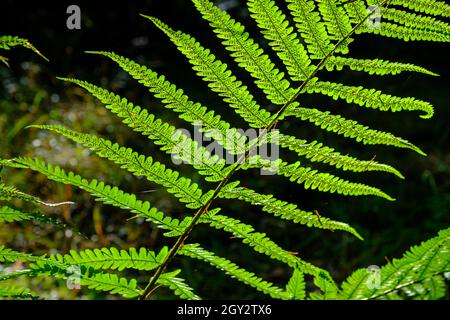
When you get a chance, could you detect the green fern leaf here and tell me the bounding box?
[286,269,306,300]
[86,51,247,155]
[219,185,362,238]
[277,133,404,178]
[28,257,141,298]
[0,159,28,169]
[145,15,272,129]
[283,107,425,155]
[241,157,394,200]
[309,272,339,300]
[0,270,35,283]
[339,228,450,299]
[0,285,38,300]
[0,35,48,63]
[0,206,36,223]
[201,213,335,282]
[358,21,450,42]
[306,81,434,119]
[285,0,334,59]
[419,276,447,299]
[247,0,315,82]
[57,78,229,182]
[389,0,450,18]
[381,7,450,35]
[56,247,168,272]
[325,56,438,76]
[0,206,63,226]
[192,0,297,105]
[344,0,450,28]
[0,245,38,264]
[344,2,450,42]
[139,19,399,179]
[29,125,208,209]
[78,272,141,298]
[315,0,353,54]
[157,269,201,300]
[10,157,189,236]
[8,157,333,292]
[179,243,291,299]
[0,183,40,204]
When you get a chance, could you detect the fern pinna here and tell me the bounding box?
[1,0,450,300]
[0,35,48,66]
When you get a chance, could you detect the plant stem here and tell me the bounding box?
[140,0,389,300]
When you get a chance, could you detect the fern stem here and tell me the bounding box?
[140,0,390,300]
[140,176,230,299]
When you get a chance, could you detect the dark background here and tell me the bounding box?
[0,0,449,299]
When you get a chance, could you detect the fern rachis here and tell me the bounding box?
[1,0,449,300]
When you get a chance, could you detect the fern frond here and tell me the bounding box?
[420,275,447,299]
[55,247,168,272]
[284,107,425,155]
[8,157,309,274]
[145,17,399,178]
[86,51,247,154]
[309,272,339,299]
[247,0,315,82]
[342,0,366,24]
[73,272,139,298]
[277,133,404,178]
[344,2,450,42]
[306,81,434,119]
[30,260,141,298]
[0,206,35,223]
[0,35,48,62]
[0,183,40,204]
[285,0,334,59]
[57,78,229,182]
[325,56,438,76]
[345,1,450,42]
[339,228,450,300]
[315,0,353,54]
[192,0,437,123]
[0,206,62,226]
[201,213,335,282]
[10,157,189,236]
[242,157,394,200]
[389,0,450,19]
[30,125,208,209]
[0,270,35,283]
[204,214,297,268]
[218,184,362,238]
[192,0,297,105]
[2,162,292,300]
[141,18,398,180]
[0,159,28,169]
[381,7,450,35]
[0,285,38,300]
[157,269,201,300]
[0,245,38,264]
[0,176,72,208]
[8,157,332,291]
[286,269,306,300]
[358,20,450,42]
[145,15,272,129]
[3,249,141,298]
[179,243,290,299]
